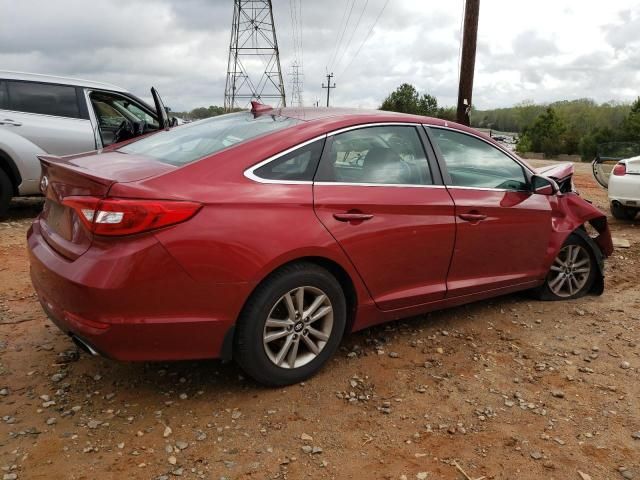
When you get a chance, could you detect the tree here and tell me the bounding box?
[621,97,640,140]
[517,107,566,157]
[380,84,442,117]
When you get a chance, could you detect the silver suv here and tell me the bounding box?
[0,71,174,215]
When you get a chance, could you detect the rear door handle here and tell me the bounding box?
[458,213,487,222]
[0,119,22,126]
[333,212,374,222]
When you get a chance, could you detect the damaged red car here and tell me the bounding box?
[27,105,613,386]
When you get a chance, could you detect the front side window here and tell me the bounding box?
[253,138,325,181]
[315,125,432,185]
[7,81,80,118]
[119,112,301,166]
[430,128,528,190]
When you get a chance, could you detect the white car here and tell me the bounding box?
[0,71,175,215]
[593,153,640,220]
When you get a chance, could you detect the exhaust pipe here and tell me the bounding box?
[72,335,99,356]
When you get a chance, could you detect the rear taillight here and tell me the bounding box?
[612,163,627,176]
[62,196,202,236]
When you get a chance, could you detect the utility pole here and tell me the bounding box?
[322,73,336,107]
[456,0,480,126]
[224,0,286,111]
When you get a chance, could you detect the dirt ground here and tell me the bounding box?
[0,161,638,480]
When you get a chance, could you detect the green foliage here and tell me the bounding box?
[172,105,230,120]
[380,83,449,119]
[475,98,638,160]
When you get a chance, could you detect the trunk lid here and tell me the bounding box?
[37,151,175,259]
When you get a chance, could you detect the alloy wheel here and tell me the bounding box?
[547,244,591,297]
[262,286,334,369]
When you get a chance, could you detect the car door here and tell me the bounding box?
[1,80,95,155]
[426,126,553,297]
[313,124,456,311]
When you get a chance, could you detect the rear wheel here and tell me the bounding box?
[234,263,346,386]
[534,233,597,301]
[0,169,13,217]
[610,202,637,220]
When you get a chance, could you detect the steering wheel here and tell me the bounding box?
[113,120,135,144]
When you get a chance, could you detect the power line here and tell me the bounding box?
[328,0,357,71]
[333,0,369,73]
[338,0,390,78]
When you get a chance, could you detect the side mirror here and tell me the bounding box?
[169,117,178,127]
[531,175,558,196]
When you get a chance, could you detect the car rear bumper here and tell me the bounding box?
[27,222,250,361]
[609,175,640,207]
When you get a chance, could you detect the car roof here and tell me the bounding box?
[0,70,128,93]
[273,106,488,139]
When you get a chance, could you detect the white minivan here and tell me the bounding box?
[0,71,175,215]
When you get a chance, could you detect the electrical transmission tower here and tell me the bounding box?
[289,61,303,107]
[224,0,286,111]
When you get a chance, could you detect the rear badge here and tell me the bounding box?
[40,175,49,193]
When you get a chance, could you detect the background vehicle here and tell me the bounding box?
[592,142,640,220]
[0,71,175,215]
[28,105,613,386]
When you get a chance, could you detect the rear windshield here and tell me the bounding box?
[118,112,300,166]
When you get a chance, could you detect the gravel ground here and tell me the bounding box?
[0,161,638,480]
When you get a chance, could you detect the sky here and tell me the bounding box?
[1,0,639,112]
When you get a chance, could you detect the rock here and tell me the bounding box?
[612,237,631,248]
[620,361,631,370]
[3,473,18,480]
[231,410,242,420]
[530,451,543,460]
[551,390,565,399]
[175,441,188,450]
[632,431,640,440]
[46,417,56,425]
[195,431,207,441]
[311,446,323,454]
[163,425,173,438]
[301,445,312,454]
[436,347,444,354]
[620,471,633,480]
[388,352,399,358]
[51,373,66,383]
[300,433,313,442]
[0,388,8,396]
[578,472,592,480]
[178,393,188,400]
[168,455,177,465]
[87,420,102,429]
[417,473,429,480]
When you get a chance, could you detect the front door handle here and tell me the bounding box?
[458,213,487,222]
[333,212,374,222]
[0,119,22,126]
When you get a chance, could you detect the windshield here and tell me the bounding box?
[119,112,301,165]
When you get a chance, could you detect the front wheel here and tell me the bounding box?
[0,169,13,218]
[534,233,597,301]
[234,263,346,386]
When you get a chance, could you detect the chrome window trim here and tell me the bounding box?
[445,185,531,193]
[427,124,535,175]
[314,182,446,189]
[244,122,425,185]
[243,134,326,184]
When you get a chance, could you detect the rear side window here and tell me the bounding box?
[0,81,7,109]
[315,125,432,185]
[119,112,301,166]
[7,81,80,118]
[253,138,325,181]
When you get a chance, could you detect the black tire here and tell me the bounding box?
[534,233,597,301]
[234,262,346,387]
[0,169,12,218]
[610,202,637,221]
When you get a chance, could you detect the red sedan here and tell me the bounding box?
[28,105,613,386]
